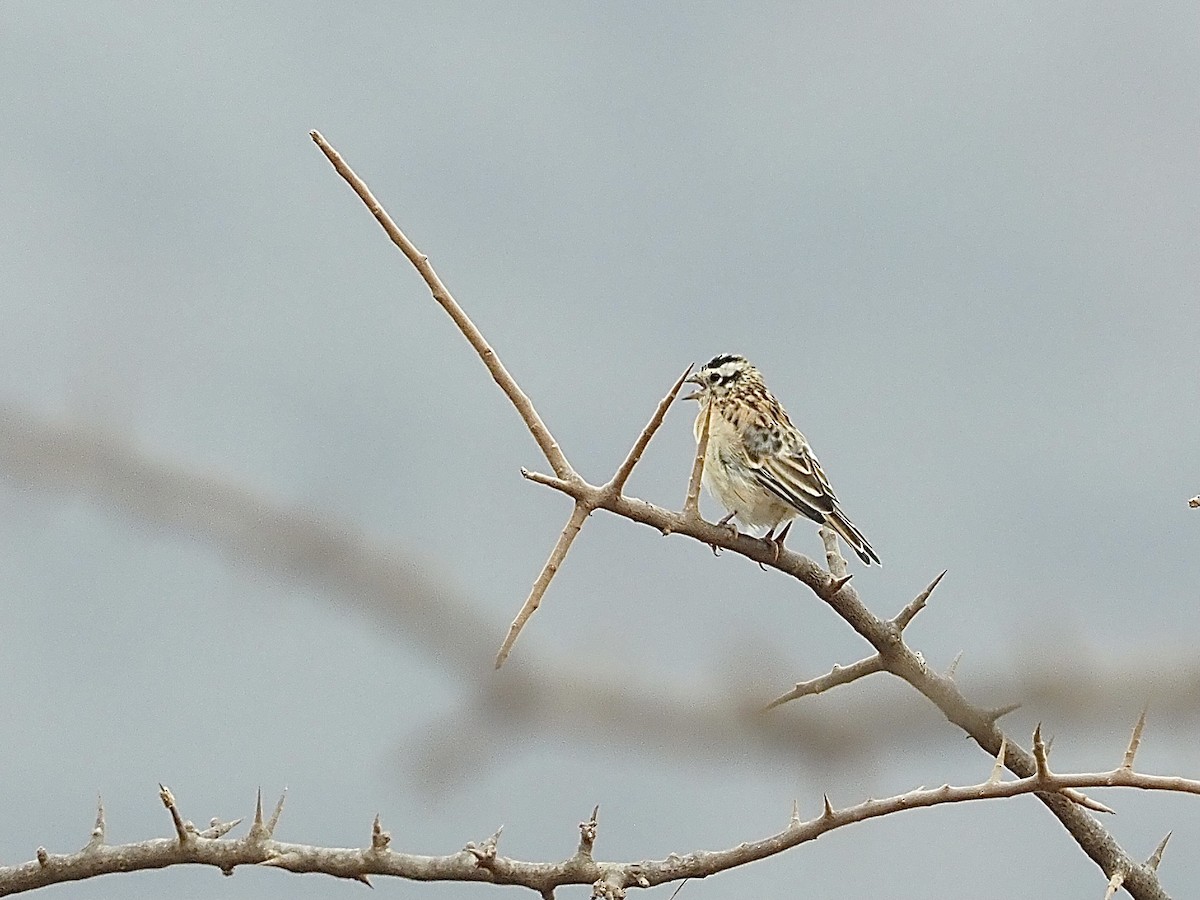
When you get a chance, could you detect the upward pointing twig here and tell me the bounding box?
[683,395,712,515]
[310,130,572,481]
[608,366,692,496]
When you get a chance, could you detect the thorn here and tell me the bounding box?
[984,702,1021,724]
[267,789,287,837]
[822,794,834,819]
[351,873,373,888]
[1065,791,1116,815]
[945,650,964,680]
[1122,706,1148,770]
[1032,724,1050,779]
[371,813,391,852]
[987,736,1007,784]
[893,570,947,630]
[254,788,264,830]
[200,817,243,839]
[1146,832,1172,871]
[790,799,800,827]
[84,794,106,851]
[825,573,853,598]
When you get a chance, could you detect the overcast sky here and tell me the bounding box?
[2,4,1198,898]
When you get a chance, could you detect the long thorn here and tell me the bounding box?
[1122,706,1148,770]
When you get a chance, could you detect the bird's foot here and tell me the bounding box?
[709,512,740,555]
[758,522,792,567]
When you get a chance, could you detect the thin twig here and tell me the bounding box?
[683,397,712,515]
[607,366,692,496]
[765,655,886,710]
[495,502,591,668]
[310,131,573,481]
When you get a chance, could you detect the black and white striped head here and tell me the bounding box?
[684,353,760,400]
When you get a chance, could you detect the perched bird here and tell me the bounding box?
[683,354,880,565]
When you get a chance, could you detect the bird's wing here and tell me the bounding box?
[743,424,836,522]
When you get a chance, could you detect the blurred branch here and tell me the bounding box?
[1,764,1189,896]
[3,405,1198,772]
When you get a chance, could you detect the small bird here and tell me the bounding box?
[683,354,880,565]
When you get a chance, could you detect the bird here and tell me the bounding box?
[683,353,880,565]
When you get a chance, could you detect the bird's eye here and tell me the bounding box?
[708,372,719,383]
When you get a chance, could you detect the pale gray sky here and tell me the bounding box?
[2,3,1198,897]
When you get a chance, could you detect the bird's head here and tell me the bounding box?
[683,353,758,400]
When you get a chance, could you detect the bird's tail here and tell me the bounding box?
[826,507,881,566]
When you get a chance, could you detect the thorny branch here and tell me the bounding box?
[311,131,1183,898]
[0,766,1189,896]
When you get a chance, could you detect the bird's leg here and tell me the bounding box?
[708,511,739,555]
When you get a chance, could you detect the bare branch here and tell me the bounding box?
[766,655,885,710]
[3,766,1197,894]
[1104,871,1125,900]
[310,131,573,481]
[606,366,692,496]
[495,502,591,668]
[1122,707,1148,770]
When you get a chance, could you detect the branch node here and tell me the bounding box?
[36,847,48,867]
[465,825,504,867]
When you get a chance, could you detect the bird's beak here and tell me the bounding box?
[681,373,704,401]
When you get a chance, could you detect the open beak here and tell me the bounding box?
[681,372,704,401]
